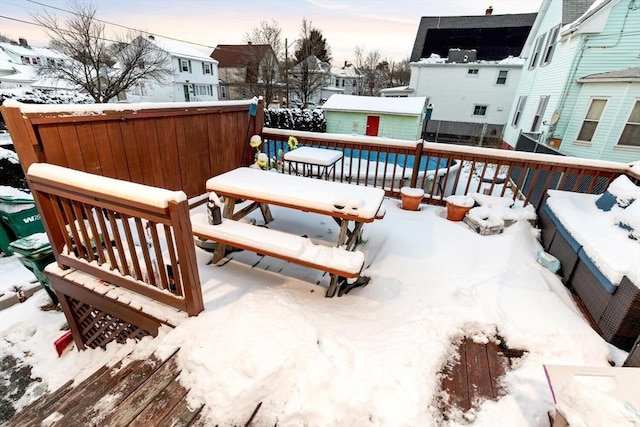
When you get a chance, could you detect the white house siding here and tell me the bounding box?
[409,62,523,127]
[561,81,640,162]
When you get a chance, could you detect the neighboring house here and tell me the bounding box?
[406,10,537,144]
[409,52,525,144]
[503,0,640,163]
[410,9,537,62]
[322,94,427,140]
[0,38,71,91]
[319,62,363,101]
[289,55,332,106]
[122,36,218,103]
[211,42,280,102]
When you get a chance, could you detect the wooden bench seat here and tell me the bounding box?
[190,212,366,296]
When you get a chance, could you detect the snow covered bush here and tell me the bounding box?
[263,107,326,133]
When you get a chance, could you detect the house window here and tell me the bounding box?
[21,56,30,65]
[577,99,607,143]
[180,59,191,72]
[342,79,345,87]
[531,95,550,132]
[473,105,488,116]
[541,25,561,66]
[512,96,527,127]
[196,85,212,96]
[47,58,55,66]
[496,70,508,85]
[202,63,212,75]
[529,34,545,70]
[220,85,228,99]
[468,68,479,75]
[617,100,640,147]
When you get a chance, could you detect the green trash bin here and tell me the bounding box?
[0,221,16,255]
[8,233,58,305]
[0,187,45,238]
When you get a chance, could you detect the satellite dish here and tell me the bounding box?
[550,110,560,125]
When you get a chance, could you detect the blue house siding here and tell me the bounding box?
[562,82,640,162]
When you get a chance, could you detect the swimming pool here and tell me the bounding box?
[341,148,449,172]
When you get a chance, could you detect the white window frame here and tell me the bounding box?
[220,85,228,99]
[202,63,212,75]
[575,98,608,145]
[531,95,549,132]
[541,25,561,66]
[512,96,527,127]
[496,70,508,85]
[467,68,479,76]
[528,34,545,70]
[180,59,191,73]
[473,105,488,116]
[616,100,640,148]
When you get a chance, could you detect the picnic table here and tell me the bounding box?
[194,167,387,296]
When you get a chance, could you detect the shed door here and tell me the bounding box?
[366,116,380,136]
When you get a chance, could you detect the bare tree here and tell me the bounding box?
[242,20,283,103]
[33,1,171,103]
[290,18,331,106]
[354,45,383,96]
[391,57,411,86]
[0,34,15,43]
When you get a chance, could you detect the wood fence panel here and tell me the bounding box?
[91,122,118,179]
[104,120,131,182]
[156,117,181,191]
[57,125,85,172]
[37,125,68,167]
[76,122,101,175]
[119,119,145,186]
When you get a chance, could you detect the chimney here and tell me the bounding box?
[247,41,252,46]
[18,38,28,47]
[485,6,493,15]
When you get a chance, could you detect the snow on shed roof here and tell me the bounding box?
[322,95,427,116]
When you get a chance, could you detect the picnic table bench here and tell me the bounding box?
[195,167,386,296]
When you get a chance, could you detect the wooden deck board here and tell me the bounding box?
[439,337,522,417]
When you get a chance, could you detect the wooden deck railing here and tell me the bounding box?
[27,163,203,316]
[262,128,637,209]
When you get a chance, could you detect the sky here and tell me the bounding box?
[2,135,638,424]
[0,0,544,66]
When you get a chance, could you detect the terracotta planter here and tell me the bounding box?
[446,201,472,221]
[400,187,424,211]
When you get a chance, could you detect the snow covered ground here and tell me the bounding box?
[1,196,635,426]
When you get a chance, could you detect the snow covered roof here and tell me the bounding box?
[562,0,612,34]
[379,86,415,96]
[413,53,525,66]
[331,64,362,79]
[0,42,66,60]
[147,36,217,63]
[322,94,427,116]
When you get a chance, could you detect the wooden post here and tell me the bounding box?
[1,106,43,174]
[409,141,423,189]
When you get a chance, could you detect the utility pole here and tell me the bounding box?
[285,38,289,107]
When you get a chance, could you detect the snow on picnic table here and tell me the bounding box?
[0,197,634,426]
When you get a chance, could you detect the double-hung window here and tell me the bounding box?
[617,100,640,147]
[529,35,545,69]
[531,96,549,132]
[577,99,607,143]
[180,59,191,73]
[512,96,527,127]
[496,70,508,85]
[202,63,211,75]
[541,25,561,66]
[468,68,479,76]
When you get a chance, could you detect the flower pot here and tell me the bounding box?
[446,195,475,221]
[400,187,424,211]
[446,201,472,221]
